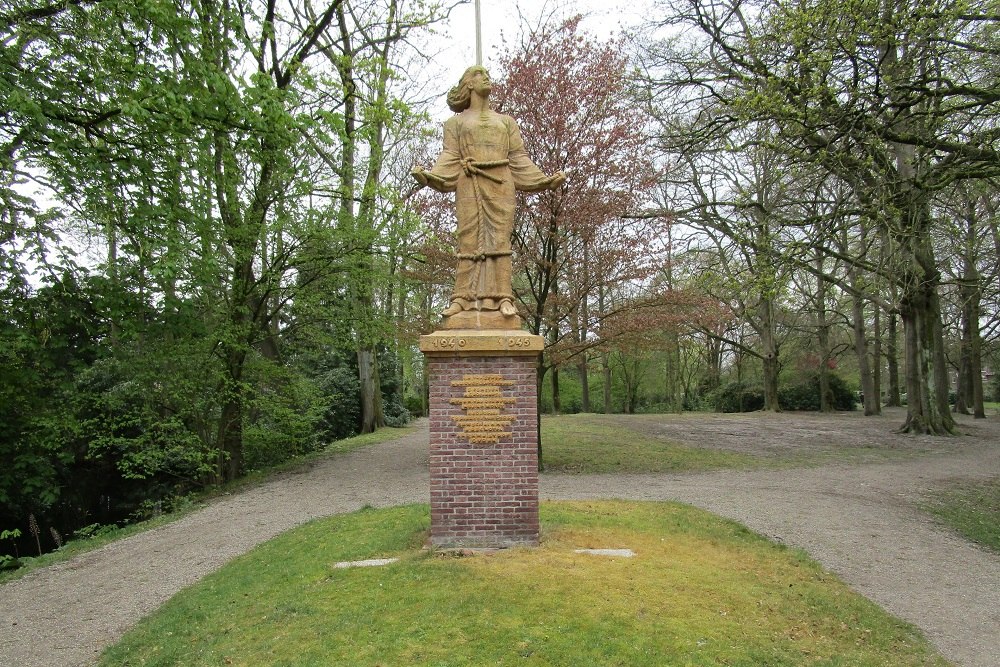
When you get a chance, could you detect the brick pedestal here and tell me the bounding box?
[420,330,544,548]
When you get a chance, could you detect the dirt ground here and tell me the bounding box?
[1,408,998,667]
[594,408,976,459]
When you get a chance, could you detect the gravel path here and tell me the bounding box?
[2,411,998,667]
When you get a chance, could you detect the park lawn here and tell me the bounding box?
[922,478,1000,553]
[99,501,948,667]
[539,412,940,474]
[540,413,759,473]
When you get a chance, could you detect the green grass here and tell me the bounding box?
[0,423,419,585]
[922,478,1000,553]
[98,501,948,667]
[541,414,759,473]
[540,413,936,474]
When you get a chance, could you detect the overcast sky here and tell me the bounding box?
[426,0,657,104]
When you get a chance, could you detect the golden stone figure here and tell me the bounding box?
[412,66,566,329]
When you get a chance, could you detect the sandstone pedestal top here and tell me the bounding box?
[420,329,544,355]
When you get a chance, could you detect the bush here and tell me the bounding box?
[403,393,424,417]
[243,358,328,471]
[315,365,362,442]
[712,382,765,413]
[778,373,856,411]
[381,397,410,428]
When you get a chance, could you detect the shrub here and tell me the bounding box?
[243,358,327,471]
[778,373,857,411]
[403,393,424,417]
[712,382,765,413]
[315,365,362,442]
[382,399,411,428]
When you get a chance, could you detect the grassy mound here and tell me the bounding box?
[100,502,947,666]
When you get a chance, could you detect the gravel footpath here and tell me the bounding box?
[2,412,998,667]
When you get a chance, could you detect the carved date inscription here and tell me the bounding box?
[450,374,516,444]
[427,336,467,350]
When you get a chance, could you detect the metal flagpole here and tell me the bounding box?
[475,0,483,65]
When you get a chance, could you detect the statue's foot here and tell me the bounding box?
[441,301,463,317]
[499,299,517,317]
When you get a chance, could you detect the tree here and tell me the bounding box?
[1,0,442,554]
[936,181,996,418]
[654,122,802,412]
[640,0,1000,433]
[491,15,666,413]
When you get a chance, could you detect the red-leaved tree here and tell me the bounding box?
[492,15,668,414]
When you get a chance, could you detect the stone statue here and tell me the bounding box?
[412,66,565,328]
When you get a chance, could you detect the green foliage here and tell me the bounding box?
[709,375,858,413]
[0,0,442,558]
[377,347,411,429]
[0,273,105,519]
[778,373,857,411]
[243,358,327,471]
[712,382,766,413]
[298,347,362,442]
[77,355,217,485]
[71,523,120,541]
[539,372,588,414]
[1,528,21,567]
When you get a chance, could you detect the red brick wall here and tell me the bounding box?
[427,354,539,547]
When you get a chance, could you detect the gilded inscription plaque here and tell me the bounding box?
[450,374,516,443]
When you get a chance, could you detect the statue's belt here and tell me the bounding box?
[461,158,509,184]
[456,251,513,260]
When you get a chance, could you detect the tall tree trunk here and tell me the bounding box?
[358,349,384,433]
[536,363,546,471]
[578,259,590,412]
[704,333,722,393]
[897,230,955,434]
[956,201,986,418]
[881,35,952,434]
[549,272,561,414]
[851,290,877,415]
[599,287,612,413]
[872,304,882,410]
[955,332,972,415]
[665,331,682,412]
[886,309,901,406]
[217,361,245,482]
[815,256,832,412]
[334,2,399,434]
[551,366,561,414]
[757,298,780,412]
[601,351,612,414]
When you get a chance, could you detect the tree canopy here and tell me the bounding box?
[1,0,998,561]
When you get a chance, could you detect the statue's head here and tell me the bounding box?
[447,65,490,113]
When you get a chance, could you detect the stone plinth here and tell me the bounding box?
[420,330,543,548]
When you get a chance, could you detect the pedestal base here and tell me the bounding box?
[420,330,543,548]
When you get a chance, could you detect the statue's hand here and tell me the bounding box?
[411,166,429,187]
[548,170,567,190]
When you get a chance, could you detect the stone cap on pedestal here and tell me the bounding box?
[420,329,544,356]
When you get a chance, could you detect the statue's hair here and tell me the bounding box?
[447,65,489,113]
